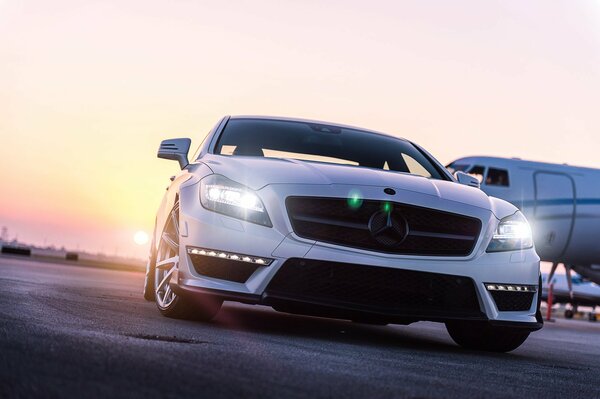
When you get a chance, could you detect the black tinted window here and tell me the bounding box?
[215,119,446,180]
[486,168,510,186]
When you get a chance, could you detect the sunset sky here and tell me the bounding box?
[1,1,599,259]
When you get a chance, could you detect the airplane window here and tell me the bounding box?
[486,168,510,187]
[468,165,486,183]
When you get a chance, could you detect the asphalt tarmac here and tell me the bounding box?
[1,256,600,399]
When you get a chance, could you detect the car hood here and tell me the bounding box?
[200,154,495,212]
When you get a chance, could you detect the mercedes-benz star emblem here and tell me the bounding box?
[368,210,409,246]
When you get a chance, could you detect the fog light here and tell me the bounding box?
[187,247,274,266]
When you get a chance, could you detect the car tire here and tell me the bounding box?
[143,225,157,301]
[153,202,222,321]
[351,317,389,326]
[564,309,574,319]
[158,291,223,321]
[445,321,530,352]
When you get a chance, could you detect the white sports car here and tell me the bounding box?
[143,116,542,352]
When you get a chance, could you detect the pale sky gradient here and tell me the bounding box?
[1,1,599,258]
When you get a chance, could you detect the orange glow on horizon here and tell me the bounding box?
[1,1,599,258]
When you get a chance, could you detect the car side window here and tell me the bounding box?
[468,165,486,183]
[486,168,510,187]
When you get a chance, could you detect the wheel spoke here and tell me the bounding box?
[156,267,175,292]
[161,232,179,250]
[170,210,180,235]
[163,285,172,302]
[156,255,178,269]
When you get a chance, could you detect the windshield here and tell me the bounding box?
[214,118,447,180]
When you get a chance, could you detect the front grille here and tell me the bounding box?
[265,258,483,318]
[286,197,481,256]
[189,254,259,283]
[490,291,535,311]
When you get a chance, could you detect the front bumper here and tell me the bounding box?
[173,181,542,331]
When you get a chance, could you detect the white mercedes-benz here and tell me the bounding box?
[143,115,542,352]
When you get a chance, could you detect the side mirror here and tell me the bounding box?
[456,171,481,189]
[157,138,191,169]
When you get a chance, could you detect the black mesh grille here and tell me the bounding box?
[490,291,535,311]
[286,197,481,256]
[189,254,259,283]
[265,259,482,318]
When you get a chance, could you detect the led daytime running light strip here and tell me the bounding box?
[485,283,537,293]
[187,247,273,266]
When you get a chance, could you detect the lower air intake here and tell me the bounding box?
[189,254,259,283]
[265,258,483,318]
[490,291,535,311]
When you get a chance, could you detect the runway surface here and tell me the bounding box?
[1,256,600,398]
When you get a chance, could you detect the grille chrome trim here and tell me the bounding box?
[292,214,368,230]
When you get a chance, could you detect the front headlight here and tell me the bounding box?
[486,211,533,252]
[200,175,272,227]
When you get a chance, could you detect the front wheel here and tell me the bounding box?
[153,202,222,321]
[445,321,530,352]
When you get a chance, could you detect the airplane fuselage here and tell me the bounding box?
[448,157,600,276]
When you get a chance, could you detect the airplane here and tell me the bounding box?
[541,273,599,321]
[446,156,600,299]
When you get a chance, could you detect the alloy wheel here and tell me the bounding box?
[154,203,180,309]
